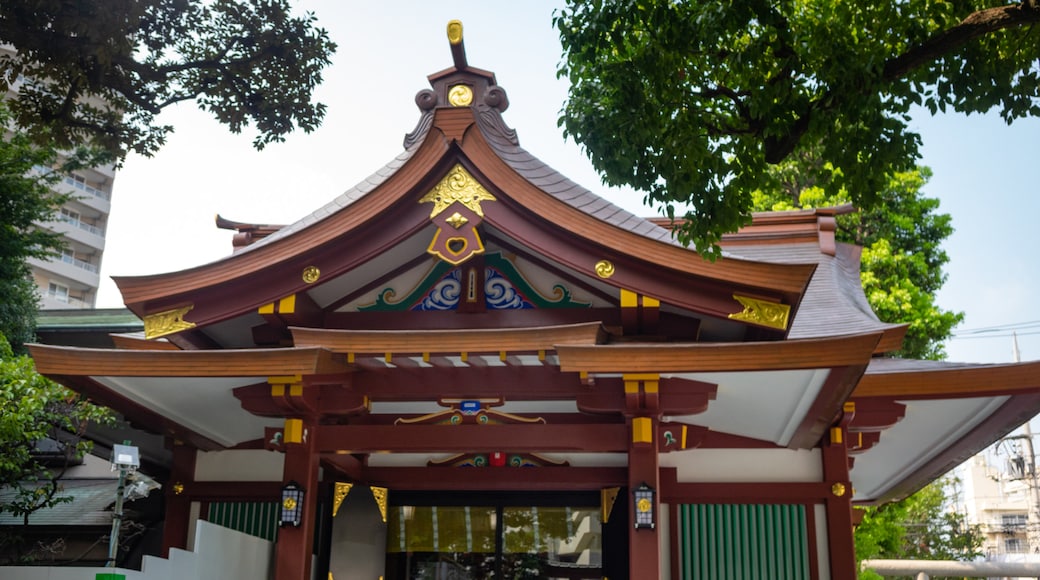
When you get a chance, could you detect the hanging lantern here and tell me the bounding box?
[633,482,655,530]
[280,481,305,527]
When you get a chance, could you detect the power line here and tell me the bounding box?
[953,320,1040,335]
[949,330,1040,341]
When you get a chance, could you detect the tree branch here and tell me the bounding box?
[883,2,1040,81]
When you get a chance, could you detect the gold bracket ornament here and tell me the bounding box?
[371,486,388,523]
[727,294,791,330]
[143,305,196,339]
[601,487,620,523]
[332,483,353,517]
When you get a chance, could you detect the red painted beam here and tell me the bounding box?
[363,466,627,490]
[316,423,628,453]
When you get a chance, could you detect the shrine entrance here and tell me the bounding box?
[381,491,626,580]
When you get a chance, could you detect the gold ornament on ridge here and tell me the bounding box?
[302,266,320,284]
[448,85,473,107]
[447,20,463,45]
[420,164,496,218]
[594,260,615,279]
[143,305,196,339]
[445,212,469,229]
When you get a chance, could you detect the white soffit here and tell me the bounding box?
[850,396,1010,501]
[669,369,830,446]
[95,376,281,447]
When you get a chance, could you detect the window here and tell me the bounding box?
[1006,538,1026,553]
[382,492,605,580]
[60,207,80,224]
[47,282,69,302]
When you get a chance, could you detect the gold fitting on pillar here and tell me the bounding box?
[831,482,847,497]
[284,418,304,444]
[830,426,843,445]
[632,417,653,444]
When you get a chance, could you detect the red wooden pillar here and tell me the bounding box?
[274,418,320,580]
[161,442,196,557]
[823,411,856,579]
[629,415,661,578]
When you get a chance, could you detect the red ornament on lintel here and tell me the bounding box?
[490,452,506,467]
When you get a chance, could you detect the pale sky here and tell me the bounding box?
[96,0,1039,365]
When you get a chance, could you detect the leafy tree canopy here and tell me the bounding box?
[752,163,964,359]
[0,0,336,160]
[555,0,1040,256]
[0,333,113,562]
[856,477,983,579]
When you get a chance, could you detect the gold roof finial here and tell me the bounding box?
[447,20,468,69]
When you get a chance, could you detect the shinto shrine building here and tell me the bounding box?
[29,22,1040,580]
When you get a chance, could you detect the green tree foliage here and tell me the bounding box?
[555,1,1040,256]
[0,101,100,353]
[0,0,336,160]
[856,478,984,579]
[752,165,963,359]
[0,333,113,562]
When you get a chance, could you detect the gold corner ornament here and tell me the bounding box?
[601,487,620,524]
[831,482,847,497]
[727,294,791,330]
[420,165,496,218]
[332,482,354,517]
[143,305,196,339]
[302,266,320,284]
[371,486,389,523]
[447,19,463,45]
[448,84,473,107]
[594,260,615,279]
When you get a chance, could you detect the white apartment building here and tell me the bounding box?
[27,164,115,309]
[3,44,116,310]
[958,432,1040,567]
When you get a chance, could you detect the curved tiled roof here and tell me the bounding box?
[724,241,905,348]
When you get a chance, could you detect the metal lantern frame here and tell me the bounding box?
[280,480,305,527]
[633,482,656,530]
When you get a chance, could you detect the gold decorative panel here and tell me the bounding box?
[143,305,196,339]
[727,295,790,330]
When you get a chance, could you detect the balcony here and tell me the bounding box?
[44,217,107,251]
[28,255,101,289]
[58,175,112,214]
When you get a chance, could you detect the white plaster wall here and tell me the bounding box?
[660,448,823,482]
[194,449,284,481]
